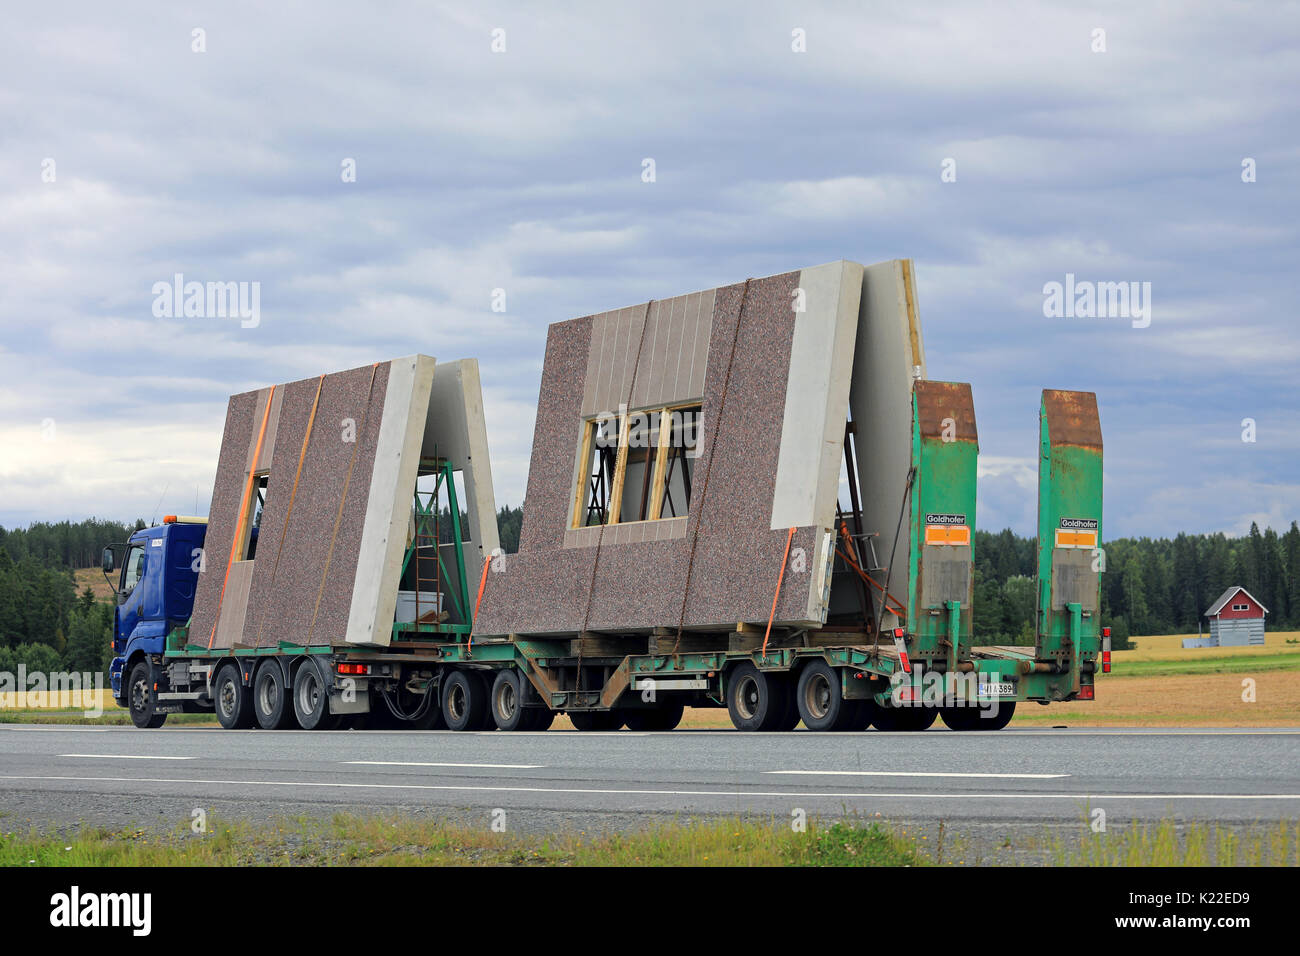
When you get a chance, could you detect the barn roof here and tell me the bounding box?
[1205,585,1269,617]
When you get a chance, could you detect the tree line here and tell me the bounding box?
[972,521,1300,646]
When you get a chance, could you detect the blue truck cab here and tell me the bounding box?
[105,518,207,705]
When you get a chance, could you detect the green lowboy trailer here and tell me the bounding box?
[110,383,1106,733]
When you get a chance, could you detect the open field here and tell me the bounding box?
[1011,670,1299,726]
[73,567,117,602]
[1107,634,1300,671]
[2,812,1295,867]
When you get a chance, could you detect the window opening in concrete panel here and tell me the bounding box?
[240,473,269,561]
[621,410,661,523]
[574,413,620,527]
[657,405,701,520]
[571,404,703,528]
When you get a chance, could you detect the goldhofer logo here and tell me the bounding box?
[925,513,967,525]
[1059,517,1098,530]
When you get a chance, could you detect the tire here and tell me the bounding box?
[292,659,340,730]
[726,662,790,732]
[903,706,938,731]
[842,699,873,731]
[213,663,253,729]
[441,669,490,732]
[939,704,983,731]
[981,700,1016,730]
[773,679,802,731]
[525,707,556,731]
[872,703,937,731]
[127,661,166,729]
[623,701,685,731]
[490,670,532,731]
[795,660,861,731]
[252,661,298,730]
[568,710,625,731]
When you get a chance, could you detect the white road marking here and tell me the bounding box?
[57,754,194,760]
[3,775,1297,802]
[765,770,1068,779]
[0,726,110,732]
[345,761,543,769]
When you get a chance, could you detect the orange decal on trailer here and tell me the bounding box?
[925,524,970,546]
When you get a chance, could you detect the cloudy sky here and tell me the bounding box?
[1,1,1297,539]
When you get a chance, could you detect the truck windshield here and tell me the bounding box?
[121,544,145,594]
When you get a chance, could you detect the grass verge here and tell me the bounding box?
[0,814,922,867]
[0,711,216,726]
[2,813,1296,866]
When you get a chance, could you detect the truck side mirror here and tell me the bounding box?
[102,547,115,573]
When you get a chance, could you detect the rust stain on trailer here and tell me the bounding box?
[1042,390,1102,450]
[915,380,977,443]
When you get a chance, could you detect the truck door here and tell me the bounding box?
[115,542,147,647]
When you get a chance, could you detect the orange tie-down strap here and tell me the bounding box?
[469,554,492,648]
[208,384,276,650]
[761,527,797,656]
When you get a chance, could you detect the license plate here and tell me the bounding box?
[978,682,1015,698]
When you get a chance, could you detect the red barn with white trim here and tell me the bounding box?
[1203,586,1268,646]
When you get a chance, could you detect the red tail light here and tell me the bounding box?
[1101,627,1112,673]
[1079,685,1095,700]
[337,662,370,675]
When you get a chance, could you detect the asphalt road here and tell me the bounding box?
[2,725,1298,844]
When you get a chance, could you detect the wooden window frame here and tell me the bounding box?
[570,403,701,529]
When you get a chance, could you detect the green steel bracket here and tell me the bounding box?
[1068,601,1082,694]
[946,599,960,673]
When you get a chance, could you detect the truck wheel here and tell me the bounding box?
[843,699,873,731]
[442,670,489,732]
[872,703,936,731]
[939,704,982,731]
[568,710,625,731]
[981,701,1016,730]
[490,670,532,731]
[900,706,938,731]
[214,664,253,729]
[796,660,861,731]
[293,659,340,731]
[127,661,166,729]
[525,707,556,731]
[726,662,789,732]
[623,701,684,731]
[253,661,298,730]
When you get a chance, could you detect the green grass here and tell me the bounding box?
[3,812,1295,867]
[0,711,216,726]
[1109,653,1300,678]
[0,814,922,867]
[1040,818,1300,866]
